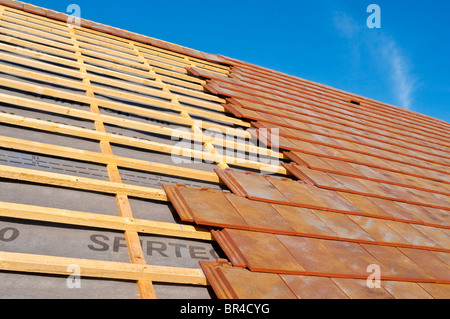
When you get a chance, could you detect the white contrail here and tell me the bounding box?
[378,35,415,110]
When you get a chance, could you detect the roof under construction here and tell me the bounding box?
[0,0,449,300]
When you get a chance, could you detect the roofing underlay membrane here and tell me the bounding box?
[0,0,449,299]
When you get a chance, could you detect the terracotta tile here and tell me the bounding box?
[225,194,296,234]
[337,192,395,219]
[428,192,450,209]
[281,275,348,299]
[288,129,323,144]
[255,121,295,138]
[320,240,383,277]
[382,220,442,249]
[254,125,301,150]
[381,281,433,299]
[110,28,133,40]
[200,260,296,299]
[354,164,396,182]
[265,176,327,209]
[361,244,434,281]
[212,229,247,267]
[233,98,272,112]
[223,229,305,273]
[201,52,228,64]
[278,136,304,151]
[45,9,68,22]
[215,169,288,203]
[90,22,114,35]
[347,215,409,245]
[406,187,450,208]
[322,147,361,163]
[287,143,330,158]
[285,165,344,189]
[258,111,293,126]
[22,3,47,16]
[276,235,351,276]
[396,202,447,226]
[223,101,262,120]
[198,260,235,299]
[329,174,372,194]
[369,198,423,223]
[325,158,363,177]
[220,267,297,299]
[186,67,223,81]
[398,248,450,282]
[0,0,24,10]
[411,224,450,249]
[372,167,413,185]
[418,283,450,299]
[289,152,336,172]
[313,211,376,242]
[272,205,339,238]
[282,118,315,133]
[433,251,450,266]
[331,278,394,299]
[303,185,362,213]
[344,151,385,168]
[162,184,249,229]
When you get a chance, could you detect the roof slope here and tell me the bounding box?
[167,55,450,298]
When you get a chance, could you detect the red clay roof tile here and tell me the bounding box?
[381,281,434,299]
[271,205,338,239]
[330,278,394,299]
[319,240,385,278]
[215,169,288,203]
[360,244,434,281]
[163,184,249,229]
[218,229,305,274]
[225,194,296,234]
[398,248,450,282]
[276,235,352,276]
[280,275,349,299]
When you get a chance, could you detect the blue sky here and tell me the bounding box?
[29,0,450,122]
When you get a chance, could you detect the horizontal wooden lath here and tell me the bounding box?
[0,251,209,285]
[0,201,214,240]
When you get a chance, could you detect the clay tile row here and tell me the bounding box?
[215,168,450,228]
[227,60,450,139]
[226,64,450,145]
[251,116,450,177]
[200,260,450,299]
[285,147,450,186]
[162,183,450,251]
[282,162,450,212]
[285,152,450,196]
[218,96,450,183]
[212,228,450,283]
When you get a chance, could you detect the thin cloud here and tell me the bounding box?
[376,35,416,110]
[332,11,416,110]
[333,11,360,39]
